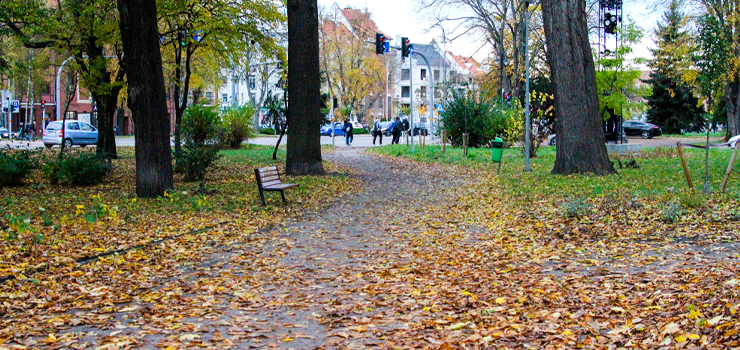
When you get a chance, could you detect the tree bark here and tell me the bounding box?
[117,0,174,197]
[542,0,616,175]
[725,75,740,138]
[285,0,325,175]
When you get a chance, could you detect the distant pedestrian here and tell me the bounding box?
[372,118,382,145]
[343,118,353,145]
[391,117,402,144]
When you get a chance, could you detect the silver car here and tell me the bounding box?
[43,121,98,148]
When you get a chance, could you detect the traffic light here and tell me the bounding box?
[41,100,45,108]
[375,33,385,55]
[178,30,187,46]
[401,37,410,58]
[604,12,617,34]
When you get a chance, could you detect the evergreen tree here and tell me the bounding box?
[644,0,704,134]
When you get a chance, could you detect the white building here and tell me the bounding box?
[392,39,483,127]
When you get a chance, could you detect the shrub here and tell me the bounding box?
[660,201,683,223]
[353,127,369,134]
[561,197,593,218]
[0,149,38,187]
[221,104,255,149]
[260,127,276,135]
[43,151,111,185]
[440,93,522,148]
[175,104,222,182]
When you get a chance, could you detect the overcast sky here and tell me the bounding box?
[317,0,662,68]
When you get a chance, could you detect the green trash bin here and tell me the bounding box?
[491,137,504,162]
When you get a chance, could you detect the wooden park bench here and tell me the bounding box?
[254,166,299,205]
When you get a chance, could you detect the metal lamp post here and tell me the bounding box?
[523,0,533,173]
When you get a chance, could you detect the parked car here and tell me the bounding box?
[43,121,99,148]
[412,122,429,136]
[548,134,557,146]
[622,121,662,139]
[320,122,346,136]
[351,121,366,131]
[0,127,10,139]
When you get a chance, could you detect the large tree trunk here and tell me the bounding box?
[117,0,174,197]
[726,75,740,138]
[285,0,325,175]
[94,91,119,158]
[84,44,122,158]
[542,0,616,175]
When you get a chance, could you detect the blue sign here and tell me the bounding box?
[436,104,444,112]
[11,100,19,113]
[383,42,390,53]
[410,45,415,56]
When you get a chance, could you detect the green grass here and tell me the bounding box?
[370,144,740,202]
[663,131,727,138]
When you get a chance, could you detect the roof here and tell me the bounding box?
[411,44,449,68]
[338,6,390,39]
[446,52,484,76]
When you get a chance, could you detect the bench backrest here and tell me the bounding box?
[255,166,282,188]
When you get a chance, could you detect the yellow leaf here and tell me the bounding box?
[675,334,687,342]
[611,307,626,313]
[284,337,294,342]
[495,297,506,305]
[562,330,573,336]
[688,334,700,340]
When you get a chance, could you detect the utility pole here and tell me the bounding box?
[523,0,532,172]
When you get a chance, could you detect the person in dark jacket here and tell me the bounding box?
[343,118,353,145]
[391,117,402,144]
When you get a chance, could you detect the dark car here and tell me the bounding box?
[412,122,429,136]
[622,121,662,139]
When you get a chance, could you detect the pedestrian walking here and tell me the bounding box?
[391,117,402,144]
[343,118,354,145]
[372,118,382,145]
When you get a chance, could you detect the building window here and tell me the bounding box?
[420,69,427,80]
[420,86,427,98]
[401,69,410,81]
[206,92,214,101]
[222,94,228,103]
[221,76,228,85]
[469,77,473,84]
[401,86,410,98]
[249,76,256,89]
[435,89,441,98]
[434,70,440,81]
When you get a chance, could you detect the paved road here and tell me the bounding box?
[0,134,435,150]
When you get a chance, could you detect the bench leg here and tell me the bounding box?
[280,190,287,202]
[259,189,267,205]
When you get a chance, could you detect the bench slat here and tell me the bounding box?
[259,169,279,175]
[263,183,299,190]
[260,180,282,187]
[258,166,279,173]
[260,175,280,182]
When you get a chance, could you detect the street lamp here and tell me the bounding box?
[522,0,534,173]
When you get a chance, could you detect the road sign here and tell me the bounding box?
[11,100,20,113]
[436,104,444,112]
[383,42,390,53]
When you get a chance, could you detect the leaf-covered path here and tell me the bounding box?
[34,147,475,349]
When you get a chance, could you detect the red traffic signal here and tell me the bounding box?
[401,37,410,58]
[375,33,385,55]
